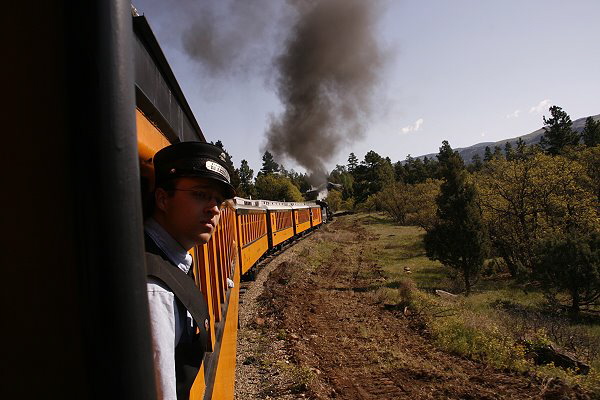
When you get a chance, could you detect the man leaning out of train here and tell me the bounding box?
[144,142,235,400]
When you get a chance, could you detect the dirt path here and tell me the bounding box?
[235,216,589,400]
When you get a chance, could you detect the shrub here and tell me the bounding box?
[534,232,600,315]
[433,313,528,371]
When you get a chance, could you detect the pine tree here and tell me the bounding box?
[424,141,488,295]
[504,141,515,161]
[515,138,527,159]
[493,145,503,160]
[582,117,600,147]
[347,152,358,173]
[483,146,493,162]
[394,160,406,183]
[468,154,483,172]
[260,150,279,175]
[238,159,255,198]
[540,105,579,155]
[534,232,600,315]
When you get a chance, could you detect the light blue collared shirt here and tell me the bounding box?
[145,217,193,274]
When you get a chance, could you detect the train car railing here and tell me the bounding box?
[310,206,323,227]
[235,207,269,275]
[293,207,312,235]
[265,205,295,247]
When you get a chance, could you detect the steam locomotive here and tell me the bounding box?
[4,3,328,400]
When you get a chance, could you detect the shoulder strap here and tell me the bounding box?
[145,252,210,333]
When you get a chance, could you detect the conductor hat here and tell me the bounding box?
[153,142,236,199]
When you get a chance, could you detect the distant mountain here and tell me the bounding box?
[417,114,600,163]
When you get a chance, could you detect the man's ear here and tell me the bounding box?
[154,188,169,213]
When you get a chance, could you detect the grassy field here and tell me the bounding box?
[354,212,600,394]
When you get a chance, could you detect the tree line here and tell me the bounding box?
[211,141,311,202]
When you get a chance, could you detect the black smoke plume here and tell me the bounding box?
[142,0,386,182]
[265,0,386,184]
[180,0,283,77]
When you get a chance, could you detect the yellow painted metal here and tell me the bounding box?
[240,236,269,274]
[272,226,294,246]
[136,108,170,170]
[189,364,206,400]
[310,207,322,227]
[209,256,240,400]
[269,210,294,246]
[294,208,312,234]
[236,211,269,274]
[295,220,311,234]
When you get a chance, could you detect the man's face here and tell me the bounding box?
[155,177,225,249]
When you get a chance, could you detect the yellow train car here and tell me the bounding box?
[234,200,269,275]
[258,200,295,248]
[310,205,323,228]
[293,204,312,235]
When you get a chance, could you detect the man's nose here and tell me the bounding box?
[205,199,220,214]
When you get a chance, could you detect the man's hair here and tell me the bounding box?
[155,178,179,195]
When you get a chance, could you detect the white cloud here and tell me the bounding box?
[506,110,520,119]
[414,118,424,130]
[529,99,552,114]
[481,132,486,137]
[400,118,424,134]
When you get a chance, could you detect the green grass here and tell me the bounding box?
[350,212,600,395]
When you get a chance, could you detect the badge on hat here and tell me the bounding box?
[205,160,231,183]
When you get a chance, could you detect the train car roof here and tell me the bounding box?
[132,11,205,144]
[255,200,293,211]
[232,197,319,210]
[232,197,266,211]
[232,204,267,212]
[291,204,311,210]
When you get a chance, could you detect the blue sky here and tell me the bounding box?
[134,0,600,174]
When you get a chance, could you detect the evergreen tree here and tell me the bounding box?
[394,160,406,183]
[582,117,600,147]
[260,150,279,175]
[515,137,527,159]
[504,141,515,161]
[347,152,359,173]
[284,169,311,193]
[407,158,427,184]
[483,146,493,162]
[468,154,483,172]
[238,159,255,198]
[422,156,440,180]
[493,145,503,160]
[534,232,600,315]
[424,141,489,295]
[379,156,396,187]
[352,150,393,204]
[540,105,579,155]
[329,165,354,200]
